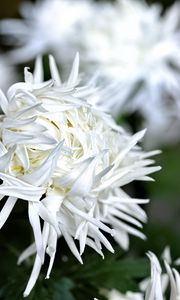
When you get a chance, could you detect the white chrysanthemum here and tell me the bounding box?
[0,55,160,296]
[77,0,180,147]
[0,0,91,64]
[106,252,180,300]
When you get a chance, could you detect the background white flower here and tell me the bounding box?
[0,55,160,296]
[105,252,180,300]
[77,0,180,147]
[0,0,91,65]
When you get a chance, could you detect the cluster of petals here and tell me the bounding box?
[107,251,180,300]
[0,55,160,296]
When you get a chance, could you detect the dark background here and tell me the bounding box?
[0,0,178,19]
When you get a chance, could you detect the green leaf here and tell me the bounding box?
[69,250,149,293]
[147,147,180,200]
[51,277,75,300]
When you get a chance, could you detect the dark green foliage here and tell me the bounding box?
[147,146,180,200]
[0,237,149,300]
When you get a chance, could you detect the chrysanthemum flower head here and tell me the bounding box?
[0,54,160,296]
[78,0,180,90]
[77,0,180,147]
